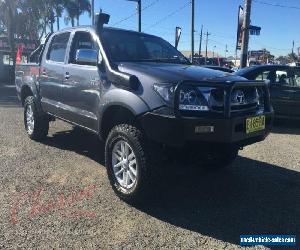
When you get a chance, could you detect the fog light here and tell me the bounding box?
[195,126,214,133]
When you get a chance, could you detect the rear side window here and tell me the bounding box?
[47,32,70,63]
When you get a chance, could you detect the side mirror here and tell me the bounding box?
[75,49,99,66]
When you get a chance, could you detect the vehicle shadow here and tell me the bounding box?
[43,127,299,248]
[0,85,20,107]
[135,157,300,248]
[44,127,105,165]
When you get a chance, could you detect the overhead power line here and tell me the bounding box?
[112,12,137,26]
[144,1,190,31]
[112,0,161,27]
[253,0,300,10]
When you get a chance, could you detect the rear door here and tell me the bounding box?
[61,30,101,131]
[40,32,71,115]
[289,67,300,118]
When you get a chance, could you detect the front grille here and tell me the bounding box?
[174,81,269,119]
[209,86,264,114]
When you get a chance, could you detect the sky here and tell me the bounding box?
[60,0,300,57]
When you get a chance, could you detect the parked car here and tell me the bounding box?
[201,65,234,73]
[235,65,300,119]
[15,15,273,202]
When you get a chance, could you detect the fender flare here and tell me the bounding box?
[98,88,150,136]
[20,78,44,115]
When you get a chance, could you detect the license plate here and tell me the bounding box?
[246,115,265,134]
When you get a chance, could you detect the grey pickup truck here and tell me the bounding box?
[15,14,273,202]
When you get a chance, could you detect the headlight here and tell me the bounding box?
[179,86,209,111]
[153,83,175,105]
[153,83,209,111]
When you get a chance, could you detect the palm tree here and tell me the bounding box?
[51,0,65,31]
[64,0,91,27]
[41,0,65,31]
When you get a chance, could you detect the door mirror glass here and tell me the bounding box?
[75,49,98,66]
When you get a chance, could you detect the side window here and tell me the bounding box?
[47,32,70,63]
[254,71,271,81]
[69,31,99,65]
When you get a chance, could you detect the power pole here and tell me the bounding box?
[138,0,142,32]
[240,0,252,68]
[199,25,203,57]
[127,0,141,32]
[91,0,95,25]
[205,31,211,65]
[191,0,195,63]
[225,44,228,58]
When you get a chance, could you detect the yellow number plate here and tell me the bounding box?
[246,115,265,134]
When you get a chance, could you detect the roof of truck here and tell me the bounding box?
[57,25,154,37]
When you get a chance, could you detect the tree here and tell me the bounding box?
[64,0,91,27]
[287,52,299,63]
[276,56,289,65]
[276,53,299,65]
[0,0,18,67]
[16,0,49,40]
[53,0,65,31]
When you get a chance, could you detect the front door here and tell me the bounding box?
[61,31,102,131]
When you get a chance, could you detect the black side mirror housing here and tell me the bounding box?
[95,13,110,32]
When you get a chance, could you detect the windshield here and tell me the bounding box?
[101,29,190,65]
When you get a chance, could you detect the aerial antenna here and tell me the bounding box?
[95,12,110,33]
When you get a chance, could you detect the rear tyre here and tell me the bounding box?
[24,96,49,140]
[105,124,160,203]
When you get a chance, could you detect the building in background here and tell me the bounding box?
[248,49,275,66]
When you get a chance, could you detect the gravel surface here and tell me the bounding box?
[0,85,299,249]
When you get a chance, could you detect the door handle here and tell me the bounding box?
[65,72,70,80]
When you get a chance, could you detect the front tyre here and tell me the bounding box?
[105,124,156,203]
[24,96,49,140]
